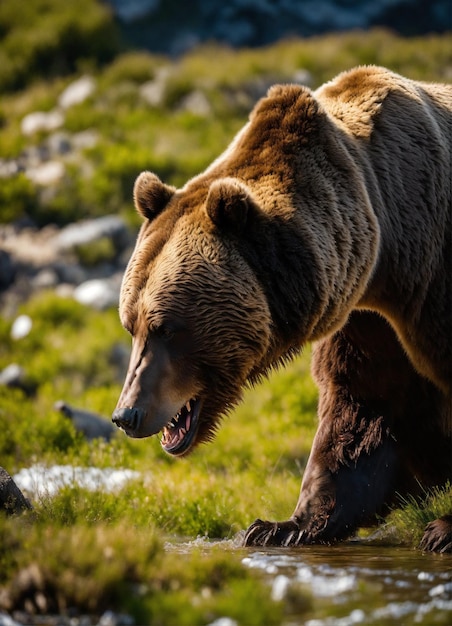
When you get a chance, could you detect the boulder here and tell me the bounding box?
[54,401,116,441]
[0,467,32,515]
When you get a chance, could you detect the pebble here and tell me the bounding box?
[58,76,96,109]
[0,364,25,387]
[21,110,64,136]
[73,278,120,310]
[57,215,129,252]
[26,161,65,186]
[54,401,116,441]
[10,315,32,340]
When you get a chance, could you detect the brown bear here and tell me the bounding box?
[113,66,452,552]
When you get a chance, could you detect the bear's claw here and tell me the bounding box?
[243,519,304,547]
[419,515,452,553]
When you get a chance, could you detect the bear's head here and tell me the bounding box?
[113,171,272,455]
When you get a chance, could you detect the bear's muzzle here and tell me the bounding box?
[112,406,145,434]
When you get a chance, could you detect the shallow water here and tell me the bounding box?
[169,538,452,625]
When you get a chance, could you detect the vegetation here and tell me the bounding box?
[0,1,451,621]
[0,292,313,622]
[0,21,451,226]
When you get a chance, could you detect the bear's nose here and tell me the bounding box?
[112,407,144,431]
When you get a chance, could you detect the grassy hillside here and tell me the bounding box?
[1,28,451,226]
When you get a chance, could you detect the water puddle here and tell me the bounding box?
[168,538,452,625]
[13,464,140,497]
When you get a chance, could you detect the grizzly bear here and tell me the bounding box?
[113,66,452,552]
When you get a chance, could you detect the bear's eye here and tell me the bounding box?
[154,324,175,342]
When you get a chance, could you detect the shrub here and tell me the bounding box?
[0,0,121,93]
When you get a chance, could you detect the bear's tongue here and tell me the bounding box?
[161,398,199,455]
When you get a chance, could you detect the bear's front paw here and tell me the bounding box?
[419,515,452,553]
[243,519,304,547]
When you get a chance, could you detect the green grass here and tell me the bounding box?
[0,515,285,624]
[0,290,312,622]
[383,483,452,547]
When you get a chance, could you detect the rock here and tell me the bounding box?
[0,159,21,178]
[25,161,65,186]
[46,132,72,156]
[140,79,166,107]
[57,215,130,254]
[53,261,88,285]
[98,610,135,626]
[58,76,96,109]
[10,314,32,340]
[31,267,59,290]
[21,110,64,136]
[0,364,25,387]
[0,363,35,396]
[72,129,99,151]
[178,90,211,116]
[73,277,120,310]
[0,250,15,290]
[0,467,32,515]
[139,67,172,107]
[207,618,238,626]
[54,401,116,441]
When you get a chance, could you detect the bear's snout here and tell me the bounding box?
[112,406,145,433]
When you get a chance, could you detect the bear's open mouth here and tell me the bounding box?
[160,397,201,456]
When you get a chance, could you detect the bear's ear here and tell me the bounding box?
[133,171,175,221]
[205,178,251,233]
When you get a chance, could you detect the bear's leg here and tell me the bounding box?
[244,311,451,548]
[244,406,399,546]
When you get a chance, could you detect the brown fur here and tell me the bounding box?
[114,66,452,551]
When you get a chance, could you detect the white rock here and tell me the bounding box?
[26,160,65,186]
[72,129,99,150]
[140,79,166,107]
[206,619,238,626]
[58,75,96,109]
[57,215,127,250]
[11,314,32,340]
[179,90,211,116]
[73,278,119,310]
[21,110,64,135]
[0,363,24,386]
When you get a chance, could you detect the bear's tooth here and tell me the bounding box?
[185,400,191,412]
